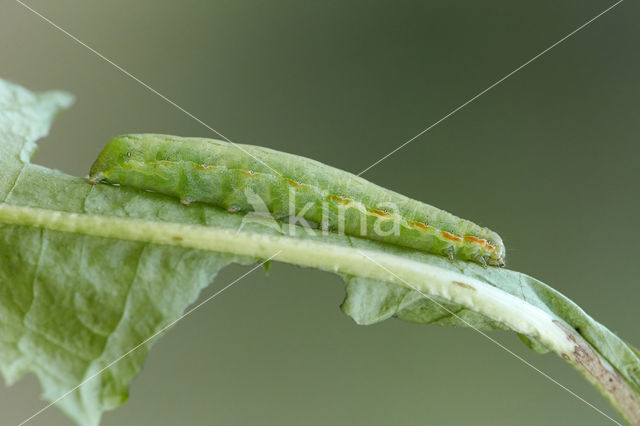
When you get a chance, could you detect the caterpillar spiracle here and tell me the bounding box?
[89,134,506,267]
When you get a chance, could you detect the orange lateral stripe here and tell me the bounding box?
[330,195,350,203]
[367,208,390,216]
[287,179,303,187]
[410,221,430,231]
[464,235,486,244]
[441,231,463,242]
[240,170,256,176]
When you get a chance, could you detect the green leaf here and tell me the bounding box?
[1,78,639,425]
[342,275,509,331]
[0,79,253,425]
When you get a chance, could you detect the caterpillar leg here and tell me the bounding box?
[180,196,195,206]
[473,255,489,268]
[444,246,455,262]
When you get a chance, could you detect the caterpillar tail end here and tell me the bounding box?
[487,236,506,268]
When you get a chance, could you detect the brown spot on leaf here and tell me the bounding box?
[553,320,577,343]
[172,236,183,241]
[552,323,640,423]
[452,281,475,291]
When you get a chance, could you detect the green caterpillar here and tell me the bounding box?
[89,134,505,267]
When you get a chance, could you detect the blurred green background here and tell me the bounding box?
[1,1,638,424]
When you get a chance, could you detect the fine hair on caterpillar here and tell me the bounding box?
[89,134,506,267]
